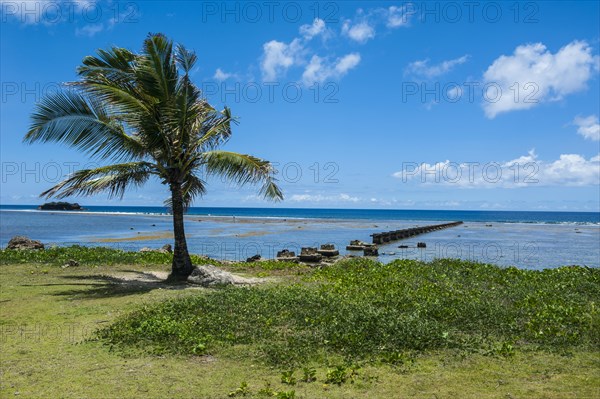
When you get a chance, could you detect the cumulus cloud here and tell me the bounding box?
[261,17,362,83]
[393,150,600,188]
[299,18,327,40]
[405,55,470,78]
[342,20,376,43]
[2,0,101,24]
[289,193,360,203]
[302,53,361,85]
[260,38,304,81]
[573,115,600,141]
[213,68,235,82]
[482,41,599,118]
[386,5,412,27]
[341,5,413,44]
[260,19,330,81]
[75,23,103,37]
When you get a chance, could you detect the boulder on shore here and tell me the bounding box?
[363,245,379,256]
[187,265,261,286]
[7,236,44,250]
[139,244,173,254]
[276,249,299,262]
[317,244,339,257]
[299,247,323,263]
[246,254,261,263]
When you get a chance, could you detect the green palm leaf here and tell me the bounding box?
[40,162,156,199]
[25,33,283,279]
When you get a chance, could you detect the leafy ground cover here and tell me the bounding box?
[1,246,598,398]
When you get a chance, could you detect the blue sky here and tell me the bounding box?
[1,1,599,211]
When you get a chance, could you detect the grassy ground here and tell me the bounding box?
[1,249,599,398]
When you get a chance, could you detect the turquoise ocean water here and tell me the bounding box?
[1,205,598,269]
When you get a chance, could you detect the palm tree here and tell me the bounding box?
[24,33,283,280]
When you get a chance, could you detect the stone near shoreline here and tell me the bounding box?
[187,265,262,286]
[139,244,173,254]
[363,245,379,256]
[299,247,323,263]
[276,249,299,262]
[7,236,44,250]
[317,244,339,257]
[346,240,368,251]
[246,254,262,263]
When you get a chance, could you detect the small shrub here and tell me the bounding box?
[325,365,348,385]
[275,390,295,399]
[301,367,317,383]
[280,370,296,385]
[227,381,250,397]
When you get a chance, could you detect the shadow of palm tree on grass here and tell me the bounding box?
[48,271,193,299]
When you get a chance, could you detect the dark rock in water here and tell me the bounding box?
[346,240,368,250]
[417,242,427,248]
[299,247,323,262]
[398,245,409,249]
[277,249,296,258]
[276,249,298,262]
[38,202,82,211]
[7,236,44,250]
[318,244,339,257]
[246,254,262,263]
[363,246,379,256]
[161,244,173,253]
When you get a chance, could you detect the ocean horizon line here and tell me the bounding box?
[2,204,599,215]
[2,204,599,226]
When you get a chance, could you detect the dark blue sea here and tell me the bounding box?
[1,205,599,224]
[1,205,599,269]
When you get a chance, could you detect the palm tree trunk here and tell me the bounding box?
[168,182,194,281]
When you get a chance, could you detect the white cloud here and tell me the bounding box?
[260,38,304,81]
[573,115,600,141]
[393,150,600,188]
[302,53,361,85]
[299,18,327,40]
[386,5,412,28]
[289,193,360,203]
[405,55,469,78]
[213,68,235,81]
[482,41,599,118]
[342,20,375,43]
[340,5,413,44]
[2,0,97,25]
[75,23,103,37]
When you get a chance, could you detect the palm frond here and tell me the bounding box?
[24,90,145,161]
[202,150,283,201]
[175,44,197,73]
[137,33,178,100]
[40,162,156,199]
[194,107,236,150]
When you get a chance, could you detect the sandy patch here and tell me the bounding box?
[94,231,174,242]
